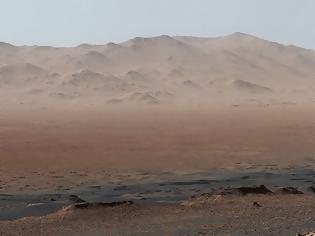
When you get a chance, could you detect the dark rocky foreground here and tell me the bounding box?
[1,185,315,236]
[3,168,315,220]
[2,169,315,235]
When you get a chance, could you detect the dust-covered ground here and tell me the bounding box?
[0,101,315,235]
[1,103,314,174]
[1,194,315,236]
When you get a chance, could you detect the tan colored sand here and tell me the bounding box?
[1,195,315,236]
[0,104,314,193]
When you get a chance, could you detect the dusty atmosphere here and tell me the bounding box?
[1,33,315,235]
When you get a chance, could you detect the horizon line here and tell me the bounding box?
[0,32,314,51]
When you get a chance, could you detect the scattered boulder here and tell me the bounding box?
[275,187,303,195]
[297,232,315,236]
[217,185,273,196]
[253,202,262,207]
[69,195,86,204]
[73,201,134,209]
[308,186,315,193]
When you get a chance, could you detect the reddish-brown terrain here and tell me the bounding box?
[1,33,315,235]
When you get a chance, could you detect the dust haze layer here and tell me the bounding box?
[1,32,315,189]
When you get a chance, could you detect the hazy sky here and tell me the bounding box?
[0,0,314,48]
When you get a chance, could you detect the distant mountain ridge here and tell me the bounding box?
[0,33,314,104]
